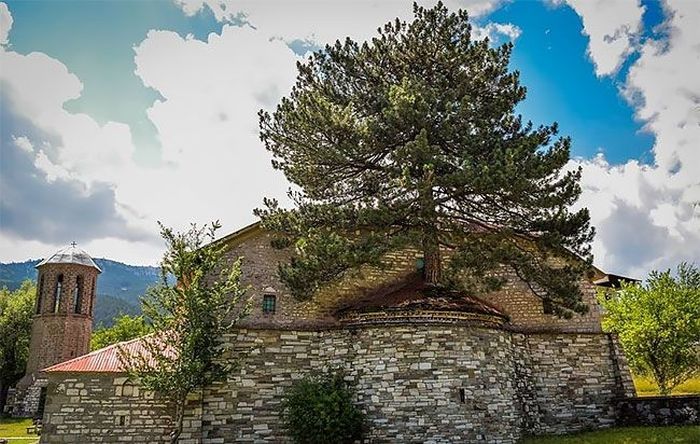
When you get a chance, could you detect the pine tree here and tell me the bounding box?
[256,2,594,318]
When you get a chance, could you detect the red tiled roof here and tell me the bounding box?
[43,335,173,373]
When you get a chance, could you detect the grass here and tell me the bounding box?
[0,417,39,444]
[633,376,700,397]
[522,426,700,444]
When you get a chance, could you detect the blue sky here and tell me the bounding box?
[5,0,655,164]
[0,0,698,278]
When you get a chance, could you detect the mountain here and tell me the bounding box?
[0,258,161,327]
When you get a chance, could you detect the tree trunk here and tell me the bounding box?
[0,380,8,416]
[419,168,442,285]
[422,233,442,285]
[657,378,671,396]
[170,399,185,444]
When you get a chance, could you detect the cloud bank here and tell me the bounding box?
[565,0,700,277]
[1,0,698,279]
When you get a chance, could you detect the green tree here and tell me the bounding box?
[599,263,700,395]
[256,2,593,318]
[91,314,152,351]
[282,369,365,444]
[119,222,250,443]
[0,280,34,414]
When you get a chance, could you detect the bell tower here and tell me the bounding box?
[24,243,101,377]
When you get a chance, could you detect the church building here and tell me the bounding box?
[34,222,635,443]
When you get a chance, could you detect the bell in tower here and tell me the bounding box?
[13,243,101,417]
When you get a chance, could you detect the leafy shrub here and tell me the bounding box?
[282,369,365,444]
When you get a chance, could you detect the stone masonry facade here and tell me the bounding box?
[39,224,636,443]
[41,375,172,443]
[42,325,634,444]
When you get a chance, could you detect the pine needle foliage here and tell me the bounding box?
[256,2,594,317]
[119,221,250,443]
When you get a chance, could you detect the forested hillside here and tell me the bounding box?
[0,258,161,326]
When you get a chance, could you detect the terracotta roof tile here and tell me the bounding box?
[43,335,173,373]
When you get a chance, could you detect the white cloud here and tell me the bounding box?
[1,18,300,264]
[122,25,298,236]
[0,2,11,46]
[12,135,33,153]
[175,0,509,47]
[473,22,521,41]
[623,1,700,186]
[0,5,158,264]
[1,49,135,186]
[562,0,645,77]
[568,1,700,277]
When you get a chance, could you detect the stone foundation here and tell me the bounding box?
[617,395,700,426]
[41,324,633,444]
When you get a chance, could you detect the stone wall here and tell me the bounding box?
[512,333,628,435]
[617,395,700,427]
[11,377,47,418]
[484,267,604,332]
[221,231,421,330]
[223,229,606,334]
[40,374,173,443]
[195,326,522,444]
[41,324,631,444]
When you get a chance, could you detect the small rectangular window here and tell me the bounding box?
[262,294,276,314]
[542,298,554,315]
[459,388,466,404]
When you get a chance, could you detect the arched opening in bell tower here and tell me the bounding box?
[73,275,84,314]
[54,274,64,313]
[36,275,44,314]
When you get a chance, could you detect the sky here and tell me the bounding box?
[0,0,698,279]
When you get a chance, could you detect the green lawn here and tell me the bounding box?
[522,426,700,444]
[0,417,40,444]
[633,376,700,397]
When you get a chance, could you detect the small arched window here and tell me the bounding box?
[54,274,63,313]
[73,276,84,314]
[36,275,45,314]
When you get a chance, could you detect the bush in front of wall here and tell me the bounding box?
[282,369,365,444]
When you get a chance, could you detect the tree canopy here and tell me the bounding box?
[256,2,593,317]
[599,263,700,395]
[119,222,250,443]
[91,313,152,351]
[282,369,365,444]
[0,280,34,413]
